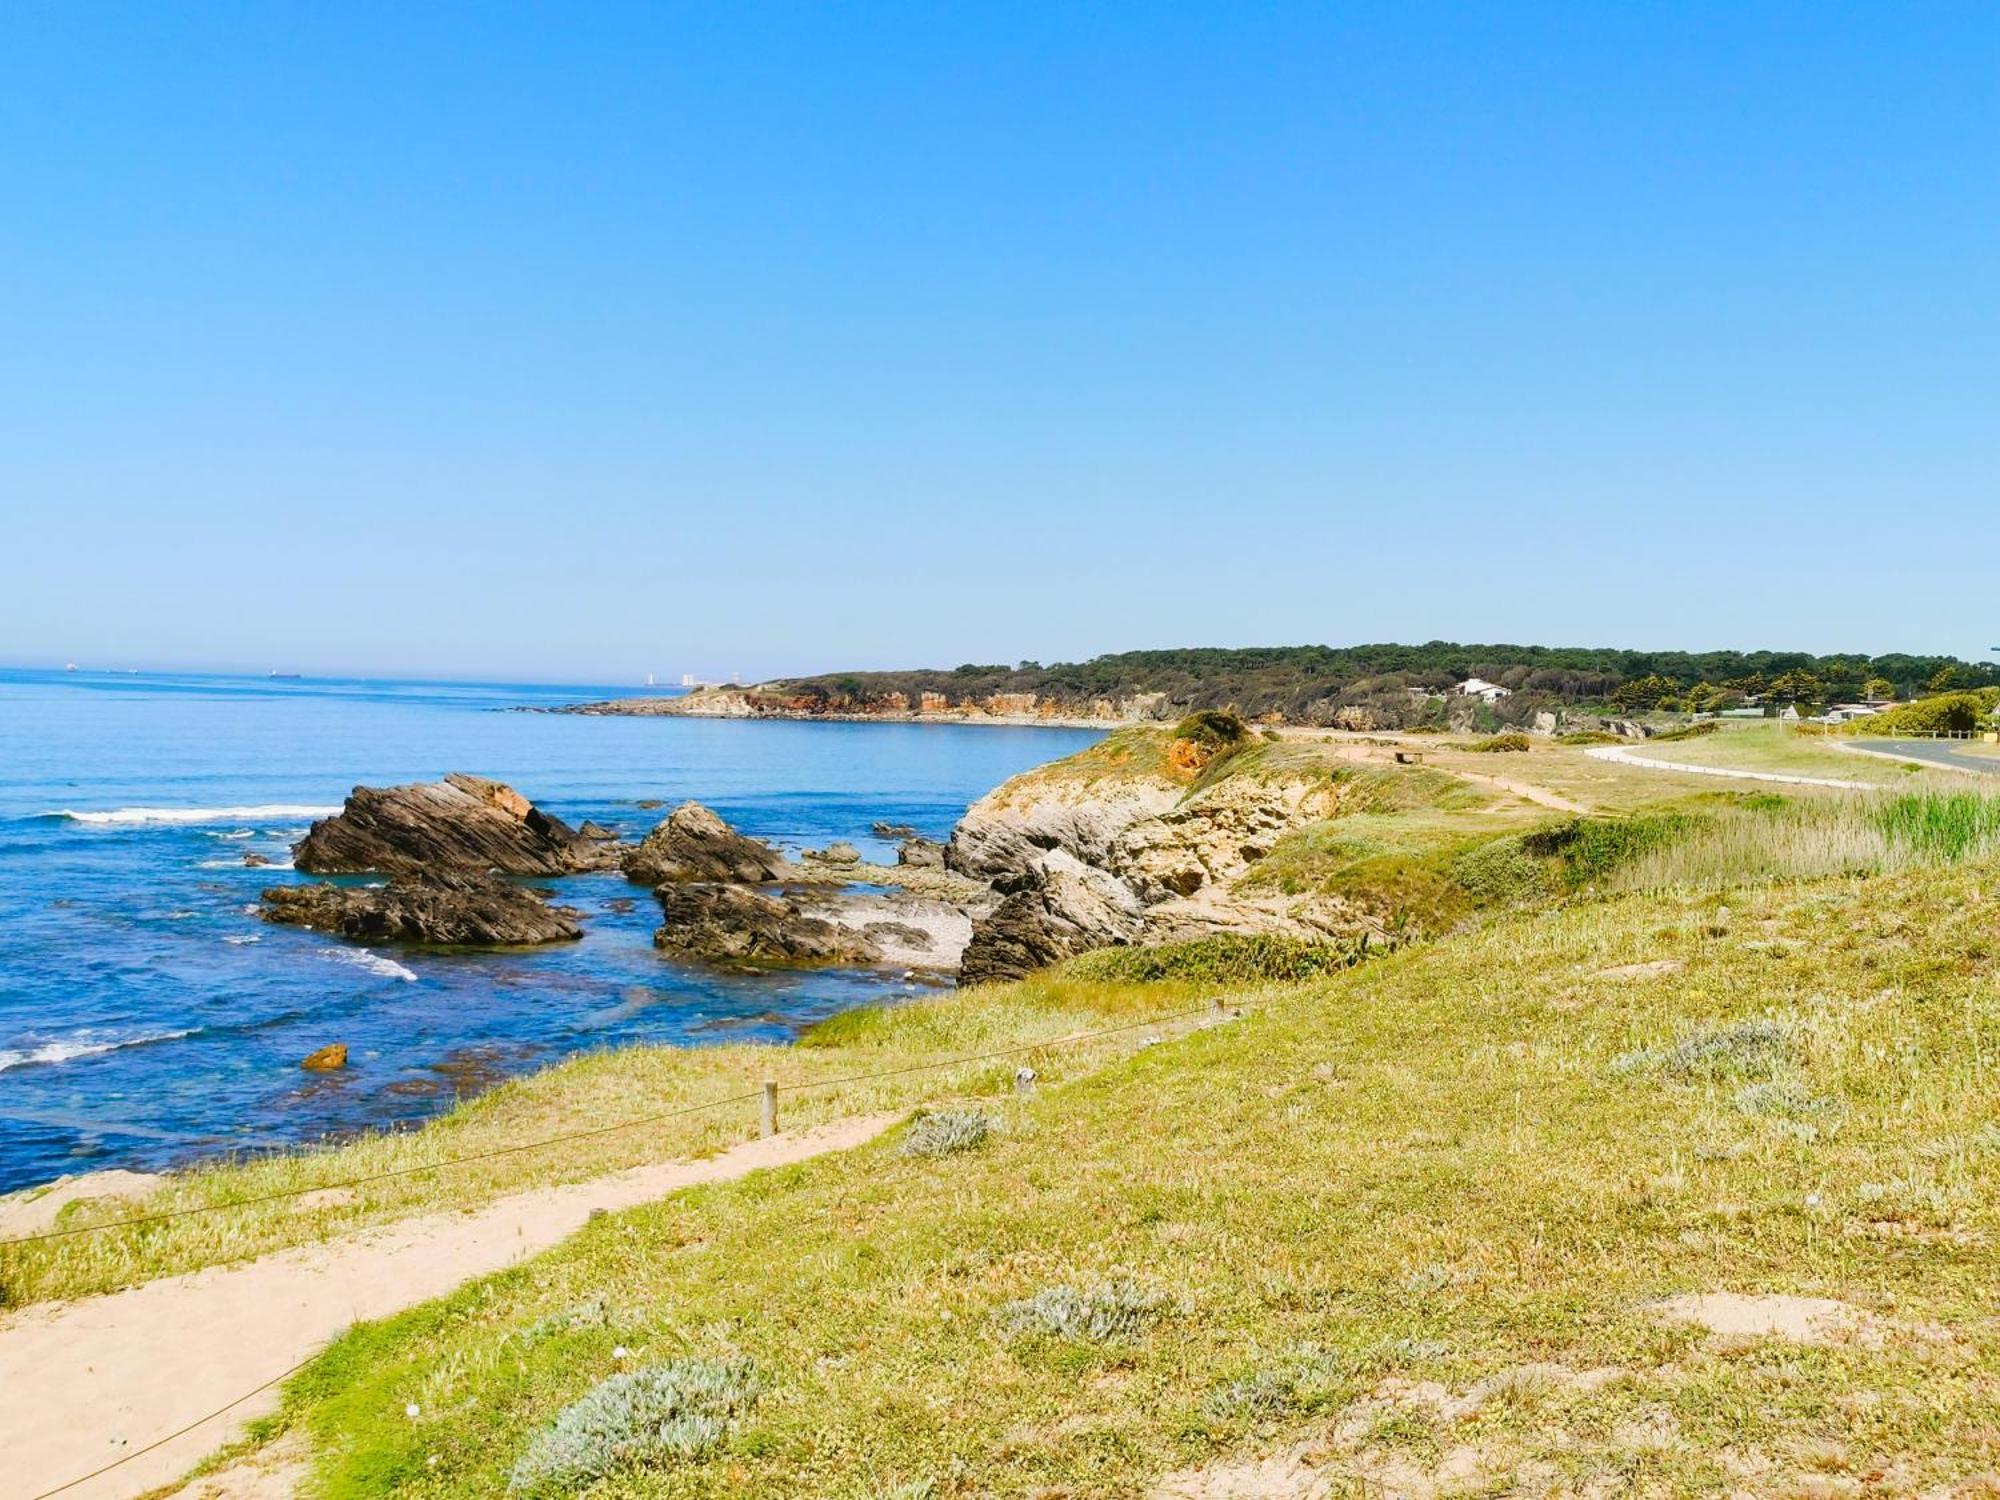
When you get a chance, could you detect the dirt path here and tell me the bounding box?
[1440,766,1590,814]
[1584,744,1870,790]
[1,1115,896,1500]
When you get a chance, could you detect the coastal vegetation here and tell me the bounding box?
[206,856,2000,1496]
[755,642,2000,728]
[14,719,2000,1498]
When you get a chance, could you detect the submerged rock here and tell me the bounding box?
[871,821,919,840]
[295,774,618,876]
[300,1042,349,1071]
[622,802,787,886]
[654,883,880,966]
[261,872,583,946]
[654,883,974,969]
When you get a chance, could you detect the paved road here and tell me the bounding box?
[1851,739,2000,777]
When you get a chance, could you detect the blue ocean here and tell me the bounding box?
[0,669,1099,1192]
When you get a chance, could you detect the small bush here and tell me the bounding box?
[901,1108,992,1159]
[1172,709,1254,751]
[1649,721,1720,743]
[996,1279,1166,1342]
[1523,813,1704,887]
[1862,691,1996,737]
[1466,732,1532,753]
[1612,1019,1793,1082]
[1205,1344,1350,1420]
[1064,933,1374,985]
[509,1358,763,1493]
[1556,730,1624,745]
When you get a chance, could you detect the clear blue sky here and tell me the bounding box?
[2,3,1994,683]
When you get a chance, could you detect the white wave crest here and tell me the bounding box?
[0,1028,199,1074]
[322,947,418,983]
[56,804,340,827]
[224,934,262,946]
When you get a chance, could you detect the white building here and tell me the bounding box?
[1454,676,1513,704]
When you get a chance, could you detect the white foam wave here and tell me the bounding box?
[224,934,262,946]
[323,947,418,983]
[0,1028,198,1074]
[56,804,339,827]
[198,856,294,870]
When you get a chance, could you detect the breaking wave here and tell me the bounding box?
[322,947,418,983]
[0,1028,200,1074]
[54,804,340,827]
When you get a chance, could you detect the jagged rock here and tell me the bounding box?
[872,821,919,840]
[295,774,618,876]
[654,884,880,966]
[897,836,945,868]
[946,773,1180,886]
[958,850,1148,986]
[261,872,583,946]
[300,1042,348,1071]
[810,841,862,866]
[622,802,787,886]
[242,851,272,868]
[578,820,619,840]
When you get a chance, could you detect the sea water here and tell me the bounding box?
[0,669,1100,1191]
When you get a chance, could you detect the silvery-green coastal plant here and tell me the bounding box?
[995,1278,1167,1342]
[508,1358,762,1493]
[901,1107,992,1159]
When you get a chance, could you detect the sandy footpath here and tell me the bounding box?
[2,1115,895,1500]
[1583,743,1870,790]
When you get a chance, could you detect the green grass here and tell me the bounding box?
[254,860,2000,1497]
[0,974,1229,1308]
[1609,788,2000,893]
[1063,932,1379,985]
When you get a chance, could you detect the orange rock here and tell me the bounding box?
[301,1042,348,1071]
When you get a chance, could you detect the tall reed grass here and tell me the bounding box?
[1610,789,2000,892]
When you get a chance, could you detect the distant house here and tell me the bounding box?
[1821,703,1883,724]
[1454,676,1513,703]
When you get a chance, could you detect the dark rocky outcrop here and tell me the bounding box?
[653,884,880,966]
[871,822,919,840]
[295,774,618,876]
[261,872,583,946]
[957,850,1148,986]
[622,802,788,886]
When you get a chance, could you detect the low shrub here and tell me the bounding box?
[1205,1344,1351,1421]
[509,1358,763,1493]
[1612,1019,1794,1082]
[1466,732,1532,753]
[1732,1080,1837,1119]
[1522,813,1704,887]
[996,1279,1166,1342]
[901,1108,992,1159]
[1556,730,1624,746]
[1862,691,1998,736]
[1172,709,1254,751]
[1649,721,1720,743]
[1063,933,1374,986]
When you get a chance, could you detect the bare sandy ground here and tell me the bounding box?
[1,1115,894,1500]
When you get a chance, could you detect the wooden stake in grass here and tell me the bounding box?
[761,1080,778,1138]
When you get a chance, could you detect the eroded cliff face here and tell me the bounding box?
[564,686,1176,724]
[949,733,1353,984]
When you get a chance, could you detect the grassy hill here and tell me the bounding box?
[262,861,2000,1497]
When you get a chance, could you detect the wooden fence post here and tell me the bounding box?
[761,1079,778,1138]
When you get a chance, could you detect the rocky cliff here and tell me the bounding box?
[948,730,1351,984]
[558,685,1175,726]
